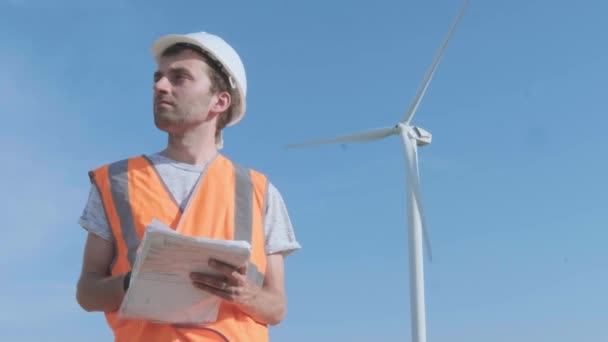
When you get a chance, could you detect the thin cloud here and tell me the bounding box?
[0,47,89,265]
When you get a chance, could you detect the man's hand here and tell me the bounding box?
[190,259,260,307]
[190,254,287,325]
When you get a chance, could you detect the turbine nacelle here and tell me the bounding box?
[396,123,432,147]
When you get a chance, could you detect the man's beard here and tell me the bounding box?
[154,105,188,130]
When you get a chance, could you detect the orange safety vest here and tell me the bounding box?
[89,154,269,342]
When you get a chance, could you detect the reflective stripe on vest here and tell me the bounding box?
[106,158,265,286]
[108,159,139,270]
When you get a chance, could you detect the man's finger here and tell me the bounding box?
[236,264,247,275]
[189,273,227,289]
[209,259,246,278]
[193,282,233,301]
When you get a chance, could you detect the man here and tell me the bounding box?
[76,31,301,341]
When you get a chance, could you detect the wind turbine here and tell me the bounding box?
[285,1,470,341]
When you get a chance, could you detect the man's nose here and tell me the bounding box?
[154,76,171,95]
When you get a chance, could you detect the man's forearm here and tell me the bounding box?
[76,272,127,312]
[237,287,286,326]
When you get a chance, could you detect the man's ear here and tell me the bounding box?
[210,91,231,114]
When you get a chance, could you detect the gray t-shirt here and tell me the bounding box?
[79,153,301,256]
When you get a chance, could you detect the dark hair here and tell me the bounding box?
[161,43,238,139]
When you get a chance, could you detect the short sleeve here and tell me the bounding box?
[78,184,114,242]
[263,182,301,256]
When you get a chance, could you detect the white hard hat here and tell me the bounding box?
[151,32,247,127]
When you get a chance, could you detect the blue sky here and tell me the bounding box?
[1,0,607,341]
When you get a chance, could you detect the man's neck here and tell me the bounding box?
[161,130,218,166]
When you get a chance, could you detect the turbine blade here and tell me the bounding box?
[413,171,434,262]
[401,129,434,262]
[285,126,398,148]
[403,0,470,124]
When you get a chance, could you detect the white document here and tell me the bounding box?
[118,219,252,324]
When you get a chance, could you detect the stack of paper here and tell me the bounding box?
[118,219,252,324]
